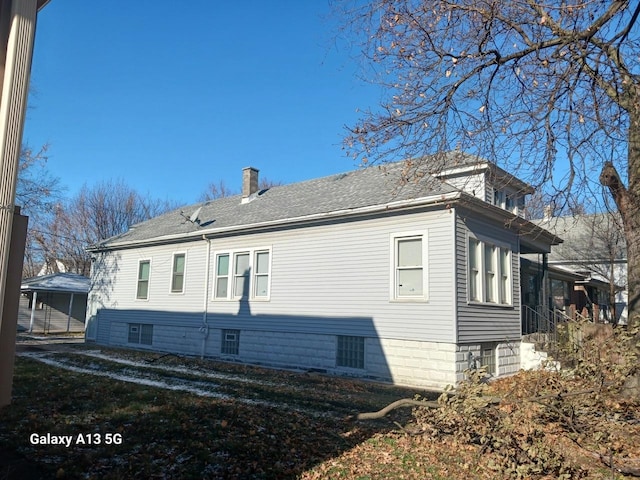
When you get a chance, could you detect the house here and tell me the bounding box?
[20,273,90,334]
[530,213,627,324]
[520,258,615,335]
[86,153,561,390]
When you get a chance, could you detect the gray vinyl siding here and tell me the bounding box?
[90,208,457,347]
[455,209,521,343]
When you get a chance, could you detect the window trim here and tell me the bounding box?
[214,253,230,299]
[170,252,186,294]
[253,249,271,299]
[390,232,428,302]
[213,247,272,301]
[232,251,251,298]
[467,235,512,306]
[136,259,151,300]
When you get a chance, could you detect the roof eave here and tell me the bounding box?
[89,191,464,252]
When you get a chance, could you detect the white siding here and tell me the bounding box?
[91,209,457,345]
[442,173,486,200]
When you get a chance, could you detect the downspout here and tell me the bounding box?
[66,292,74,332]
[28,290,36,333]
[200,235,212,359]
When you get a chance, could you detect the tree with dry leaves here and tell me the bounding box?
[338,0,640,327]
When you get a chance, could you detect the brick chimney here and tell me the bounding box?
[242,167,259,200]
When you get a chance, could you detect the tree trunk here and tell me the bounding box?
[625,97,640,329]
[624,218,640,328]
[600,94,640,329]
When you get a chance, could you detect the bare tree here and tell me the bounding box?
[36,180,177,276]
[15,144,63,278]
[338,0,640,327]
[198,180,236,201]
[198,177,283,201]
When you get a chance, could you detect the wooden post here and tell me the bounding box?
[0,207,27,406]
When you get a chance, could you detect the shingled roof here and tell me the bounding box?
[91,158,464,250]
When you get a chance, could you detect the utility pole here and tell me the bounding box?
[0,0,48,407]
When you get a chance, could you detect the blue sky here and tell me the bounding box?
[24,1,380,206]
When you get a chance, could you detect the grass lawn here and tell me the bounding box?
[0,346,430,479]
[1,344,638,479]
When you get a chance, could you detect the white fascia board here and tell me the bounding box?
[435,163,489,177]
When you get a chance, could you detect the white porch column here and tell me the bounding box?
[0,0,38,337]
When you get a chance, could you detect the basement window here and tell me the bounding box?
[221,329,240,355]
[128,324,153,345]
[336,335,365,369]
[478,344,496,375]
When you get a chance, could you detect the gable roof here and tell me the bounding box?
[92,159,460,249]
[531,213,626,264]
[90,154,560,251]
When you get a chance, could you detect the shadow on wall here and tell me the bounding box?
[92,264,393,381]
[85,251,121,340]
[94,307,393,383]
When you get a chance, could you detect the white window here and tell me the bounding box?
[499,248,511,304]
[214,254,230,299]
[136,260,150,300]
[253,250,270,298]
[392,234,427,300]
[468,239,481,301]
[233,252,250,297]
[214,248,271,300]
[484,244,497,303]
[171,253,186,293]
[468,237,511,305]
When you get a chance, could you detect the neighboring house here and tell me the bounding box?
[20,273,90,334]
[86,153,561,390]
[37,259,67,277]
[530,213,627,325]
[520,258,615,334]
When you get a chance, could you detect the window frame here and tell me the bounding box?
[232,251,251,298]
[390,232,428,302]
[214,253,230,299]
[170,252,186,294]
[136,259,151,300]
[221,329,240,355]
[128,323,153,345]
[253,249,271,298]
[213,247,272,301]
[467,235,512,306]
